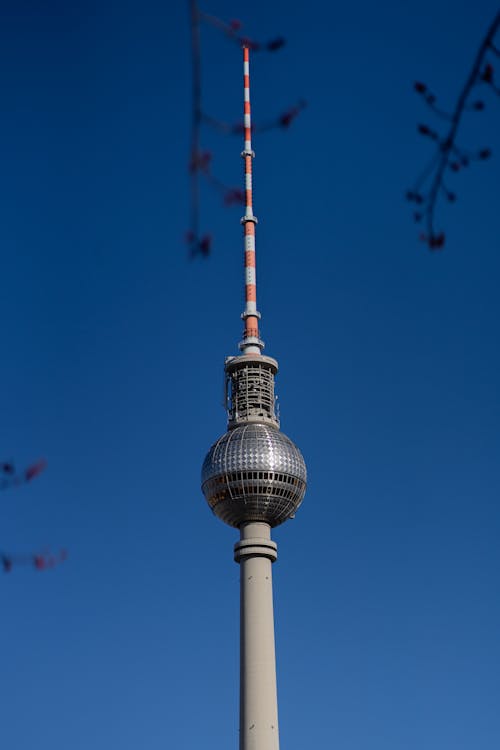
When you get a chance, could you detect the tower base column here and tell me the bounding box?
[234,522,280,750]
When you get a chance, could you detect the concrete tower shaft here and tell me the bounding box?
[235,522,279,750]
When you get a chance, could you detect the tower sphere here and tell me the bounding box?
[201,423,307,528]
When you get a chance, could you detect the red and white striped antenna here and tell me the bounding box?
[239,46,264,355]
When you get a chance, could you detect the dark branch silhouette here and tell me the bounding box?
[187,0,306,258]
[1,548,68,574]
[1,458,47,490]
[408,11,500,250]
[1,459,67,574]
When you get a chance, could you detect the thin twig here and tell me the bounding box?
[409,11,500,249]
[186,1,304,257]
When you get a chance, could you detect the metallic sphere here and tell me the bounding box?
[201,423,307,528]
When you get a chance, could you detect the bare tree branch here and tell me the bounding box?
[186,1,305,258]
[1,458,47,490]
[408,11,500,250]
[1,459,67,574]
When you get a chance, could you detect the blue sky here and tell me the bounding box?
[1,1,499,748]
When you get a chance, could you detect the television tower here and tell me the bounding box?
[201,47,307,750]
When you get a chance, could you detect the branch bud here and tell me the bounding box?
[481,63,494,83]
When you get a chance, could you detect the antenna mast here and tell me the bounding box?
[240,46,264,355]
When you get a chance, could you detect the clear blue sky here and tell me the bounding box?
[2,1,499,748]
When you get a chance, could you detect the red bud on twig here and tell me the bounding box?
[224,188,245,205]
[25,459,47,482]
[267,37,286,52]
[33,555,46,570]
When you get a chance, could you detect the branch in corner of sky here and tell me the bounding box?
[1,458,47,490]
[407,10,500,251]
[1,458,68,574]
[186,0,306,258]
[1,548,68,574]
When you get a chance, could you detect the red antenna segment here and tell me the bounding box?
[239,46,264,355]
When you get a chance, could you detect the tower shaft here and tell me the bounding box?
[235,522,280,750]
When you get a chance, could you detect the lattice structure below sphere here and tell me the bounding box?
[201,423,307,528]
